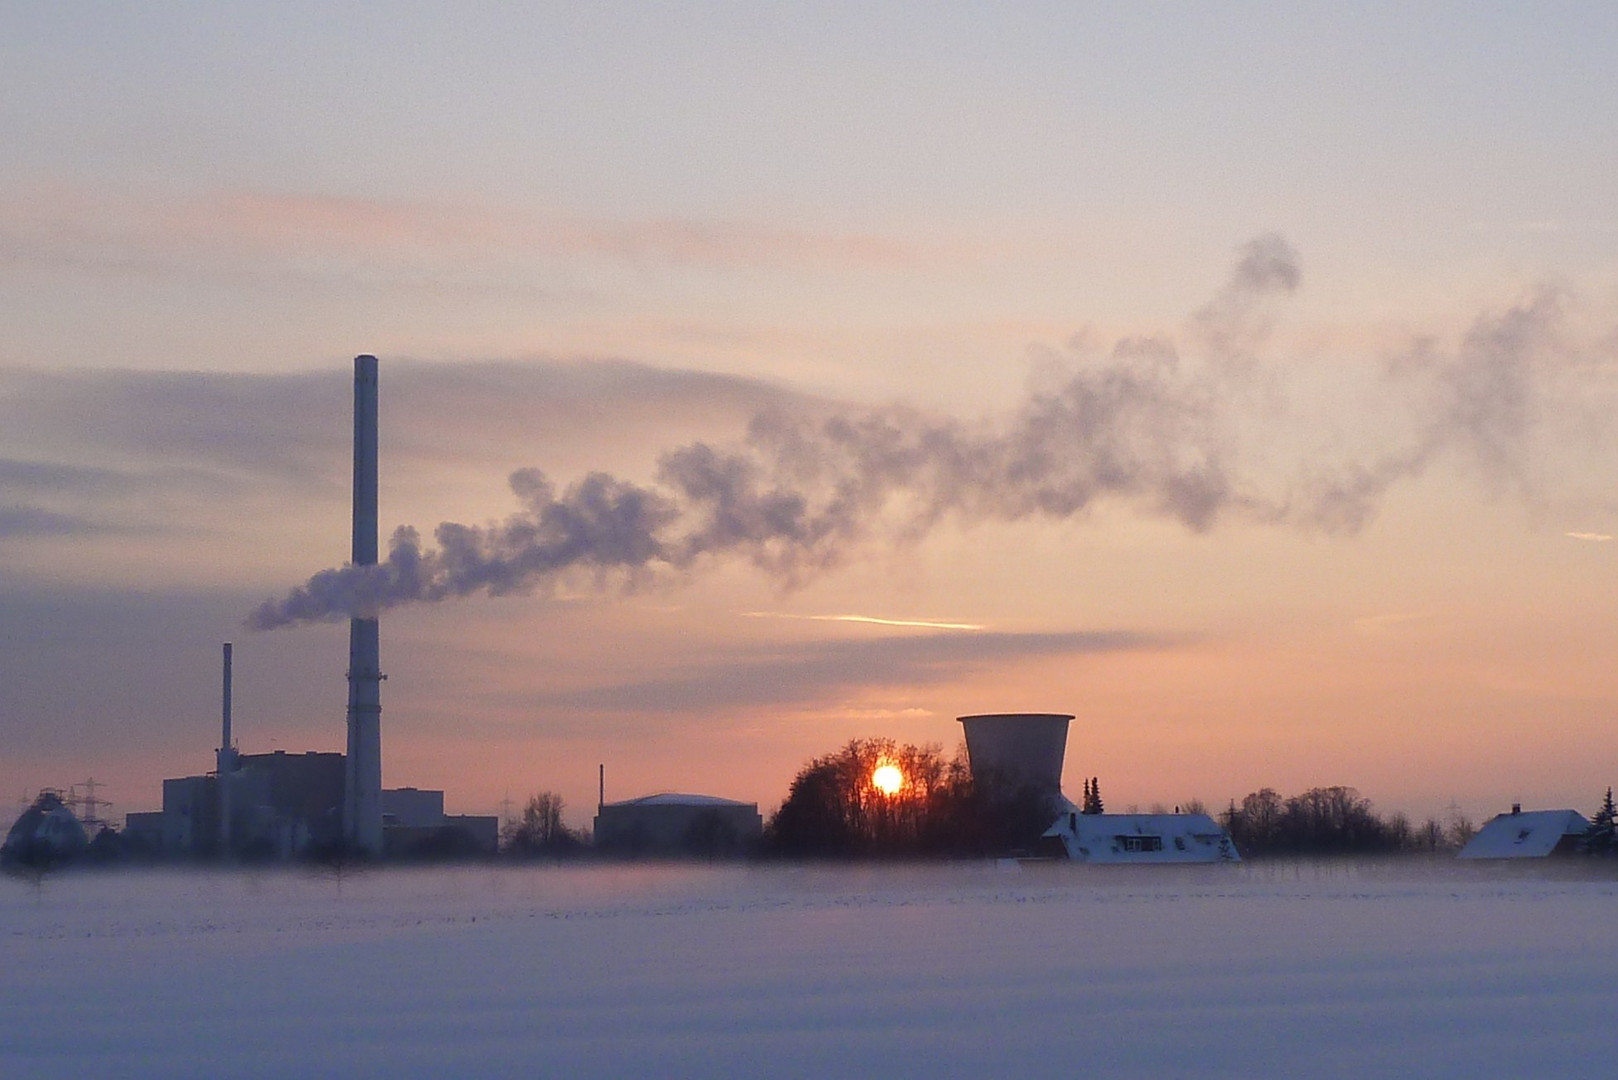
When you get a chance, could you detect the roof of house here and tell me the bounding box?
[1044,811,1239,863]
[1457,809,1590,859]
[601,793,756,810]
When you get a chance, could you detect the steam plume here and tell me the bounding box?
[248,237,1594,630]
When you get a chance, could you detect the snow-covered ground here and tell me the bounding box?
[4,861,1614,1079]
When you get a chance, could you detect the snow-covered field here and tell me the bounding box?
[4,860,1614,1079]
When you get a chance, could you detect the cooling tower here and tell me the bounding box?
[958,713,1073,805]
[343,354,384,856]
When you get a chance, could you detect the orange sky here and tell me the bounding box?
[3,6,1616,832]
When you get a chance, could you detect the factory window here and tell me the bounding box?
[1118,835,1163,853]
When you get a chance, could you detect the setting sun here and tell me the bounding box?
[872,763,904,796]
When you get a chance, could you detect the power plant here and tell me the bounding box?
[85,356,1239,866]
[121,355,496,861]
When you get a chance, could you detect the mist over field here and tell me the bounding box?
[5,861,1615,1079]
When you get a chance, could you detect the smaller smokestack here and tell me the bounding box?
[222,643,233,752]
[598,764,605,811]
[218,642,235,855]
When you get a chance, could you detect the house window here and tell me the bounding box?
[1118,835,1164,853]
[1173,836,1186,851]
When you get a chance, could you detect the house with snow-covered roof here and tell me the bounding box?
[1457,806,1590,860]
[1041,810,1239,864]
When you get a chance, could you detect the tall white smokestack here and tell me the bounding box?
[218,642,235,855]
[343,354,384,856]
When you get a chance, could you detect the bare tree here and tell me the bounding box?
[502,792,580,856]
[1384,811,1413,851]
[1445,807,1476,850]
[1417,817,1448,852]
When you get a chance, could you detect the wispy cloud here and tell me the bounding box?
[0,358,821,497]
[0,458,140,497]
[1566,531,1613,542]
[0,187,973,291]
[523,629,1170,715]
[744,611,986,631]
[0,505,99,538]
[1465,219,1618,237]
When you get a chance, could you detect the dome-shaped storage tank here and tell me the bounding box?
[958,713,1073,805]
[2,790,90,870]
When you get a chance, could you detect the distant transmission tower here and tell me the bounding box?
[66,778,112,834]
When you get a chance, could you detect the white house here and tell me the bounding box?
[1457,807,1590,860]
[1042,810,1239,863]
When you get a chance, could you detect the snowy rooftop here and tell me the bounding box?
[1044,811,1239,863]
[1457,809,1589,859]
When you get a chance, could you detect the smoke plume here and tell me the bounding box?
[248,237,1598,630]
[1286,288,1569,533]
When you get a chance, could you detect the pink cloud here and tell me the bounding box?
[1,185,990,277]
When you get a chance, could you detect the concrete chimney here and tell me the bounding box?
[218,642,235,854]
[343,355,384,856]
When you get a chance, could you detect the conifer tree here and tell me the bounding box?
[1585,787,1616,856]
[1082,777,1104,815]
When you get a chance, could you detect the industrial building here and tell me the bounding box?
[381,787,498,857]
[129,756,495,860]
[594,793,764,857]
[127,750,345,860]
[958,712,1240,864]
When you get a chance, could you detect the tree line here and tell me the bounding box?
[759,740,1483,860]
[1219,786,1474,856]
[428,778,1618,861]
[1222,784,1618,857]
